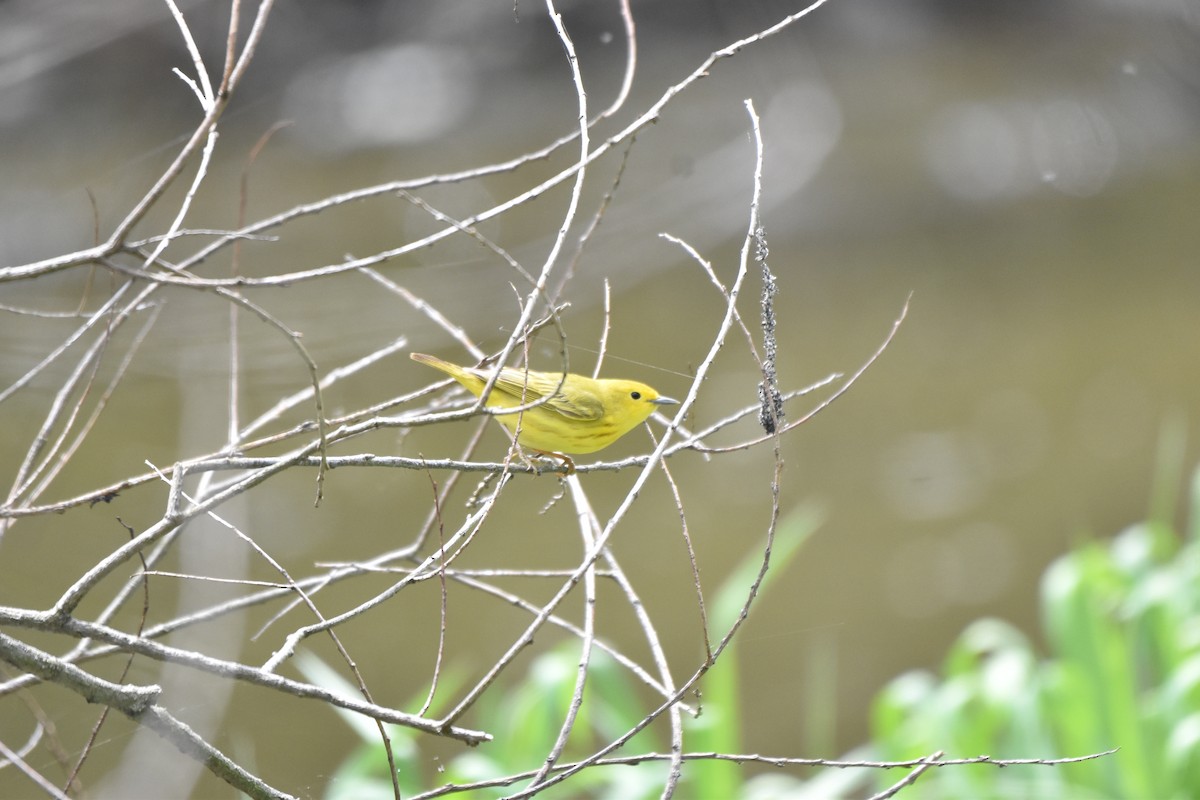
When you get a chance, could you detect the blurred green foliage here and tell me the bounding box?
[870,464,1200,799]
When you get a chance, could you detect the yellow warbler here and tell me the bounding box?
[411,352,677,471]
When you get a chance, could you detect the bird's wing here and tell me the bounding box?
[489,368,605,421]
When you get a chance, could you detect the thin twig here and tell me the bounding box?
[525,473,598,790]
[867,750,945,800]
[0,737,72,800]
[502,94,769,800]
[407,749,1119,799]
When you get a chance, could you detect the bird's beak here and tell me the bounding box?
[652,396,679,406]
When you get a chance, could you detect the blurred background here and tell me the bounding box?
[2,0,1200,796]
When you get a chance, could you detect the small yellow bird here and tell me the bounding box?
[411,352,677,472]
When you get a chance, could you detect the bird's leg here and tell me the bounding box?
[506,442,573,476]
[507,443,542,476]
[533,449,576,475]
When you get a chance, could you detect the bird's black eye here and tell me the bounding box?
[630,391,642,400]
